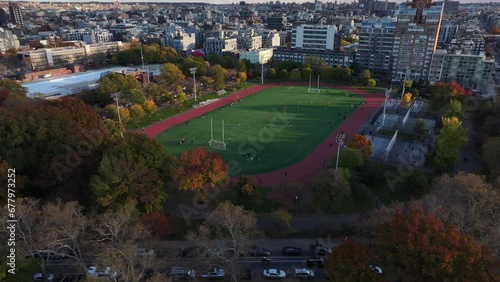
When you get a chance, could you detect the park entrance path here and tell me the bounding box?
[143,83,384,188]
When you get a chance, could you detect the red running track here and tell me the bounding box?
[143,82,384,188]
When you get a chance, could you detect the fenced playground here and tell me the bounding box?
[155,86,363,175]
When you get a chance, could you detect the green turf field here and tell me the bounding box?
[156,86,363,176]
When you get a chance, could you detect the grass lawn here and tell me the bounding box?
[127,83,255,129]
[155,86,363,175]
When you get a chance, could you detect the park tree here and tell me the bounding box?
[325,239,384,282]
[144,82,172,104]
[0,159,25,204]
[376,205,499,282]
[174,148,228,191]
[238,71,247,83]
[332,66,343,81]
[235,60,247,72]
[211,64,228,90]
[103,119,125,138]
[90,132,170,213]
[425,173,500,251]
[347,134,372,158]
[178,92,187,103]
[337,147,364,170]
[401,93,412,107]
[129,104,145,125]
[0,78,27,95]
[482,137,500,177]
[124,74,142,91]
[340,66,353,82]
[435,117,466,171]
[304,56,327,75]
[367,79,376,87]
[401,169,429,197]
[445,99,462,118]
[97,76,119,95]
[431,81,471,111]
[142,99,157,115]
[230,175,262,206]
[200,76,214,91]
[269,208,292,234]
[289,68,301,80]
[160,62,186,84]
[301,67,313,81]
[266,68,278,79]
[124,88,146,105]
[321,66,335,82]
[188,202,259,281]
[278,69,288,80]
[413,118,426,138]
[180,56,208,77]
[311,169,352,212]
[358,69,373,86]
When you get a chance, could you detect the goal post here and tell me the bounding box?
[209,118,227,150]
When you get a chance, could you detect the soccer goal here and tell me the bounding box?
[208,118,227,150]
[307,74,321,93]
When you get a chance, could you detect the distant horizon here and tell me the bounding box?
[1,0,495,3]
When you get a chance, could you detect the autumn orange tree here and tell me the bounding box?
[347,134,372,158]
[401,92,412,107]
[325,239,385,282]
[376,205,499,282]
[141,212,170,239]
[174,147,228,191]
[431,81,471,111]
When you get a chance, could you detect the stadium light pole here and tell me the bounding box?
[261,62,264,85]
[190,67,197,101]
[111,92,123,138]
[335,132,345,170]
[382,88,391,127]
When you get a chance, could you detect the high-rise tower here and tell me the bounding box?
[8,2,23,27]
[392,0,443,81]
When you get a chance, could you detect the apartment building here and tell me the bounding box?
[259,30,281,48]
[273,48,356,67]
[440,51,495,90]
[292,24,337,51]
[392,0,444,81]
[203,37,237,56]
[358,16,396,73]
[237,29,262,51]
[17,41,127,70]
[0,27,20,53]
[61,28,113,44]
[8,2,23,27]
[239,48,274,64]
[438,20,458,47]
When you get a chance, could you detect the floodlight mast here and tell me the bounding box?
[190,67,197,101]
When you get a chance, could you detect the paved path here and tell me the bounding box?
[144,83,384,188]
[453,118,484,174]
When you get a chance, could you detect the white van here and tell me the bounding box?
[170,267,196,280]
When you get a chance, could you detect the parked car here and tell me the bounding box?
[282,247,303,256]
[370,265,383,274]
[250,248,271,257]
[200,267,225,279]
[305,257,325,268]
[33,273,54,281]
[242,269,253,280]
[136,248,155,256]
[292,268,315,279]
[87,266,117,278]
[263,269,286,279]
[313,246,332,256]
[170,267,196,280]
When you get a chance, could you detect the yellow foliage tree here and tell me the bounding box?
[143,99,157,115]
[402,92,412,107]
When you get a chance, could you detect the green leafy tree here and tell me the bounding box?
[124,88,146,104]
[0,78,27,95]
[160,62,186,84]
[445,99,463,117]
[266,68,278,79]
[235,60,247,72]
[97,76,119,95]
[210,64,228,90]
[413,118,426,137]
[359,69,373,86]
[338,147,364,170]
[144,82,171,104]
[278,69,288,80]
[401,169,428,197]
[130,104,145,125]
[325,239,384,282]
[289,68,301,80]
[300,67,312,81]
[340,66,353,82]
[103,119,125,138]
[311,169,352,212]
[367,79,376,87]
[332,66,343,81]
[304,56,326,75]
[435,117,466,171]
[321,66,335,82]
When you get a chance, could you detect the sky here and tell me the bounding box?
[8,0,493,3]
